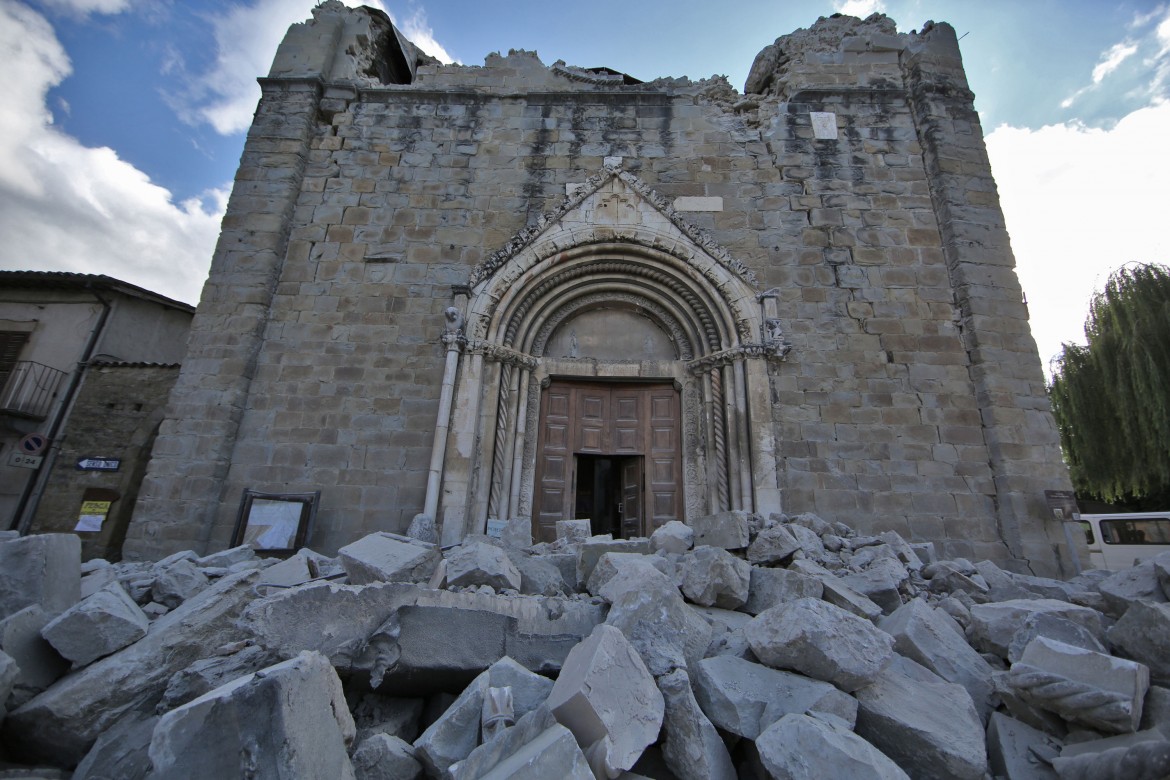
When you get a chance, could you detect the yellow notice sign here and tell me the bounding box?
[75,500,112,533]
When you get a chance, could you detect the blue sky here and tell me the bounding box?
[3,0,1170,372]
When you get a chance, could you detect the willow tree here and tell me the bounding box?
[1049,264,1170,502]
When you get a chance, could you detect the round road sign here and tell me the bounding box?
[18,434,48,455]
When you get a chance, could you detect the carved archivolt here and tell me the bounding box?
[531,292,694,360]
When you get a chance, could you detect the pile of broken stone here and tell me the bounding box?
[1,511,1169,780]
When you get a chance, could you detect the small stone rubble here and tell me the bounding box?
[0,518,1168,779]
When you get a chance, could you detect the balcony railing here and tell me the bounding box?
[0,361,66,420]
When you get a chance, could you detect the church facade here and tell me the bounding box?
[124,4,1077,576]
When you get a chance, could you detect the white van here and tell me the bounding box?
[1079,512,1170,571]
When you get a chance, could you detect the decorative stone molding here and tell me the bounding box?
[685,340,791,374]
[464,339,540,370]
[551,61,629,86]
[530,292,694,360]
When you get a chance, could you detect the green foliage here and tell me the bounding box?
[1049,264,1170,501]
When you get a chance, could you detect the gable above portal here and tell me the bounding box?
[467,164,758,290]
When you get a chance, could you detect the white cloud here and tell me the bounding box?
[181,0,454,136]
[987,102,1170,374]
[1063,6,1170,110]
[0,0,225,304]
[35,0,130,14]
[833,0,886,18]
[1091,41,1138,83]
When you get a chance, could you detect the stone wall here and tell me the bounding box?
[125,5,1076,576]
[31,363,178,561]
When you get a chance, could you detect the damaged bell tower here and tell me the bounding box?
[123,3,1077,577]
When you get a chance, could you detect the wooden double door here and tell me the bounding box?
[533,380,682,542]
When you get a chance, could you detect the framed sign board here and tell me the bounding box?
[231,490,319,554]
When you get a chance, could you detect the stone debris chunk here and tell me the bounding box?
[40,582,149,668]
[680,545,750,609]
[1007,611,1109,665]
[445,541,523,591]
[756,713,910,780]
[149,558,211,612]
[1051,731,1170,780]
[0,604,68,707]
[256,554,314,591]
[339,532,440,585]
[71,710,157,780]
[746,597,894,691]
[657,669,736,780]
[450,707,593,780]
[576,537,650,586]
[556,519,592,544]
[968,599,1105,658]
[0,648,17,721]
[855,656,988,780]
[1097,560,1168,618]
[985,711,1060,780]
[0,533,81,620]
[147,650,356,780]
[649,519,694,554]
[351,733,423,780]
[1007,636,1149,733]
[1107,601,1170,682]
[746,523,799,565]
[586,551,673,601]
[692,655,857,740]
[742,566,823,615]
[546,624,664,776]
[880,598,996,721]
[605,574,710,676]
[840,556,907,614]
[688,510,751,550]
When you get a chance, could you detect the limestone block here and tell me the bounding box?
[756,713,910,780]
[256,554,314,591]
[1051,732,1170,780]
[680,546,750,609]
[148,651,356,780]
[786,522,827,559]
[745,597,895,691]
[499,517,533,550]
[688,510,750,550]
[4,569,259,767]
[968,599,1105,657]
[925,559,990,598]
[788,512,833,536]
[649,520,693,555]
[656,669,736,780]
[880,598,996,722]
[789,559,883,620]
[1098,561,1167,618]
[604,574,711,676]
[340,533,440,585]
[159,643,275,712]
[841,556,907,614]
[351,694,424,744]
[149,558,211,610]
[40,582,149,668]
[407,513,437,544]
[195,544,257,569]
[742,566,823,615]
[352,734,422,780]
[414,655,555,776]
[746,524,799,564]
[587,552,674,601]
[985,711,1060,780]
[1007,612,1109,664]
[546,624,664,776]
[445,541,523,591]
[0,648,17,720]
[576,537,649,585]
[977,560,1097,606]
[71,710,157,780]
[0,604,68,707]
[557,519,592,544]
[0,533,81,620]
[450,708,593,780]
[879,531,924,572]
[855,656,988,780]
[1140,685,1170,736]
[692,655,857,740]
[1007,636,1149,733]
[80,566,118,599]
[505,549,568,596]
[1154,551,1170,599]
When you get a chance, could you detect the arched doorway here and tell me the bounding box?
[431,168,788,545]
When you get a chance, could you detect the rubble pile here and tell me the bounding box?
[1,514,1169,779]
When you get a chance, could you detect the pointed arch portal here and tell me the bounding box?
[430,168,789,545]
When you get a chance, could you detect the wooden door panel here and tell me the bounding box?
[576,389,609,453]
[534,387,572,541]
[621,457,642,539]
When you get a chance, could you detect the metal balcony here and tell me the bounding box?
[0,361,66,420]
